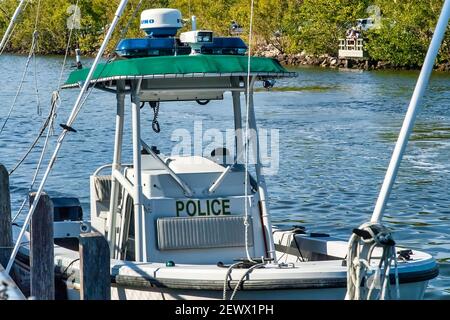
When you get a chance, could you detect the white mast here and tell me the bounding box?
[371,0,450,223]
[0,0,27,54]
[5,0,130,274]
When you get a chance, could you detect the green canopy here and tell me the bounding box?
[63,55,296,88]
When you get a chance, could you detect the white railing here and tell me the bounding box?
[339,38,364,51]
[339,38,365,58]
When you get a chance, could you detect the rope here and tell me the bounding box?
[65,0,142,125]
[345,222,400,300]
[222,262,243,300]
[33,0,42,115]
[0,30,39,135]
[222,260,266,300]
[242,0,256,264]
[118,0,145,40]
[58,0,80,89]
[5,0,130,276]
[9,93,59,176]
[8,0,78,173]
[0,0,42,134]
[229,262,265,300]
[33,48,41,115]
[8,0,78,221]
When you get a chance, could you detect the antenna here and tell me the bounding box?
[191,16,197,31]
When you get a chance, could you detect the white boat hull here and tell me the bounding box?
[58,280,429,300]
[12,226,438,300]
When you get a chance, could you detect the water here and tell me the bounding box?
[1,54,449,299]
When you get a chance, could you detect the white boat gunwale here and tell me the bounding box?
[13,228,438,294]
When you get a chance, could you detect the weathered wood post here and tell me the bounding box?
[29,192,55,300]
[0,164,12,269]
[79,232,111,300]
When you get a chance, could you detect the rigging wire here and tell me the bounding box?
[118,0,145,40]
[243,0,256,263]
[5,0,131,275]
[10,0,81,176]
[33,0,42,115]
[0,0,42,135]
[68,0,144,123]
[11,93,60,223]
[10,0,80,223]
[0,30,39,135]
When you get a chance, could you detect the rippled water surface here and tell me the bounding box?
[1,54,449,299]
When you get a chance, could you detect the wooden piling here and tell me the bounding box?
[79,232,111,300]
[0,164,12,269]
[29,192,55,300]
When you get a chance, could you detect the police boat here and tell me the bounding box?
[12,8,438,300]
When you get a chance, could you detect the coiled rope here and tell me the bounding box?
[345,222,400,300]
[222,259,267,301]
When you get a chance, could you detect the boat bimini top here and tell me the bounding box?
[62,54,296,102]
[62,8,296,102]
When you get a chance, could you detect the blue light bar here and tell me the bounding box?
[201,37,248,55]
[115,38,190,58]
[115,37,248,58]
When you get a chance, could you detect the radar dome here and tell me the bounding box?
[140,8,183,38]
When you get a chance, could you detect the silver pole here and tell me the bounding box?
[246,78,277,260]
[371,0,450,223]
[131,80,146,262]
[232,78,244,163]
[107,81,126,258]
[5,0,130,274]
[0,0,27,53]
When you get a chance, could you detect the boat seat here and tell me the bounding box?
[156,216,254,250]
[92,175,124,220]
[94,175,112,202]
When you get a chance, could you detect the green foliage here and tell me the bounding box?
[366,0,449,67]
[0,0,449,67]
[297,0,369,55]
